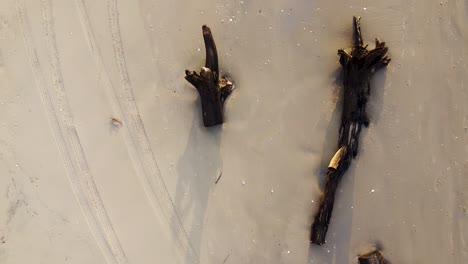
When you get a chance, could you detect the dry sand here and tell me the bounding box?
[0,0,467,263]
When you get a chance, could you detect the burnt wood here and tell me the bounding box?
[358,249,387,264]
[185,25,234,127]
[310,16,390,245]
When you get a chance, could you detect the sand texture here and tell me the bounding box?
[0,0,467,263]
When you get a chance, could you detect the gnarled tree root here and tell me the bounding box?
[185,25,234,127]
[310,16,390,245]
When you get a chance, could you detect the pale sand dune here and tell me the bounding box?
[0,0,466,263]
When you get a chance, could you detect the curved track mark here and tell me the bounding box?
[74,0,199,262]
[107,0,199,262]
[16,0,128,263]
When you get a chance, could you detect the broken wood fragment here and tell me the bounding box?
[358,249,387,264]
[215,172,223,184]
[310,16,390,245]
[328,146,346,170]
[185,25,234,127]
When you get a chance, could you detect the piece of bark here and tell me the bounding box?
[185,25,234,127]
[358,249,387,264]
[310,16,390,245]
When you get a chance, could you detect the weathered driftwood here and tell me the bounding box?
[185,25,234,127]
[358,249,387,264]
[310,16,390,245]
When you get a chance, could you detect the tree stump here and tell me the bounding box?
[185,25,234,127]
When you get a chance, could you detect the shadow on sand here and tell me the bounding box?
[174,108,223,263]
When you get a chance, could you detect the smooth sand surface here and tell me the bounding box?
[0,0,467,263]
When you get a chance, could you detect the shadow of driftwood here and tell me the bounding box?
[315,68,343,180]
[307,66,356,264]
[174,105,223,263]
[367,67,389,125]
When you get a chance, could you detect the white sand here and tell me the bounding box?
[0,0,466,263]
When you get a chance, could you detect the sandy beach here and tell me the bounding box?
[0,0,466,263]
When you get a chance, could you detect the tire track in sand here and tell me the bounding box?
[16,0,128,263]
[74,0,198,262]
[107,0,199,262]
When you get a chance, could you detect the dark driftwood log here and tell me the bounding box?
[185,25,234,127]
[358,249,387,264]
[310,16,390,245]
